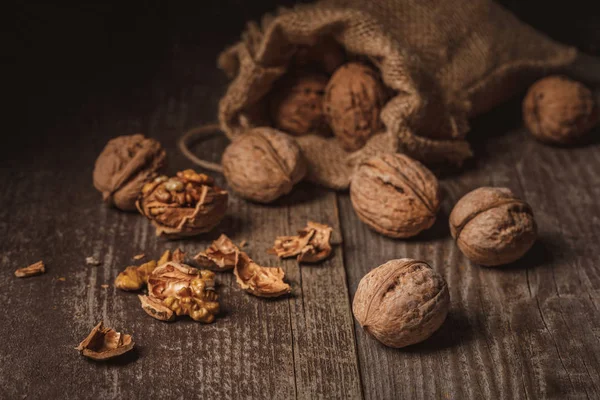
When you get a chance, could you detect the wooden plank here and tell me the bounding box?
[339,100,600,400]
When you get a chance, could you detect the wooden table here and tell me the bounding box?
[3,2,600,399]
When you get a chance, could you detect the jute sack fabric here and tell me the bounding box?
[217,0,576,190]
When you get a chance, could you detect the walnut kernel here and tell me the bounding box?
[353,259,449,348]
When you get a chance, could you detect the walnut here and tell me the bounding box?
[193,234,240,271]
[270,72,330,136]
[137,169,228,238]
[449,187,537,266]
[323,62,387,151]
[15,260,45,278]
[115,249,185,291]
[523,76,599,144]
[268,221,333,263]
[234,252,290,298]
[222,127,307,203]
[75,321,134,360]
[141,262,219,323]
[291,37,346,75]
[350,154,440,238]
[93,134,166,211]
[352,259,449,348]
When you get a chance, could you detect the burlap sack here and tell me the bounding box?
[217,0,577,190]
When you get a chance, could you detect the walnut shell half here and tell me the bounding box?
[234,252,290,298]
[523,76,598,145]
[93,134,166,211]
[75,321,134,360]
[222,127,306,203]
[353,259,449,348]
[350,154,440,238]
[449,187,537,266]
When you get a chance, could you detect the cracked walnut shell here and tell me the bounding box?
[523,76,598,145]
[76,321,134,360]
[353,259,449,348]
[137,169,228,238]
[350,154,440,238]
[234,252,290,298]
[193,234,240,271]
[269,221,333,263]
[449,187,537,266]
[115,249,186,291]
[270,72,330,136]
[323,62,387,151]
[93,134,166,211]
[222,127,307,203]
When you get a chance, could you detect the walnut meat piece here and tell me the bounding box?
[353,259,449,348]
[323,63,387,151]
[193,234,240,271]
[137,169,228,238]
[222,127,307,203]
[75,321,134,360]
[523,76,599,145]
[449,187,537,266]
[115,260,157,291]
[93,134,166,211]
[270,73,330,136]
[350,154,440,238]
[269,222,333,263]
[15,260,45,278]
[234,253,290,298]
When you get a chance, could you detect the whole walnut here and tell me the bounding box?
[353,259,450,348]
[449,187,537,266]
[291,38,346,75]
[93,134,166,211]
[137,169,228,238]
[270,73,330,136]
[323,62,387,151]
[523,76,599,144]
[222,127,307,203]
[350,154,440,238]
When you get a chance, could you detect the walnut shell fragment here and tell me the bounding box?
[137,169,228,238]
[323,62,387,151]
[449,187,537,266]
[142,262,220,323]
[222,127,307,203]
[268,222,333,263]
[15,260,45,278]
[75,321,134,360]
[193,234,240,271]
[523,76,599,145]
[353,259,449,348]
[234,253,290,298]
[350,154,440,238]
[270,72,330,136]
[93,134,166,211]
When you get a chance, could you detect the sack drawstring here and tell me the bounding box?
[178,123,226,174]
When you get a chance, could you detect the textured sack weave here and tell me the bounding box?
[218,0,576,190]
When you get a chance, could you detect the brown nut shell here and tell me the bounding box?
[93,134,166,211]
[234,252,290,298]
[523,76,598,144]
[137,170,228,238]
[76,321,135,360]
[350,154,440,238]
[352,259,449,348]
[270,73,330,136]
[222,127,306,203]
[449,187,537,266]
[323,62,387,151]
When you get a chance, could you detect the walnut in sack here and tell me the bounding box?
[523,76,598,144]
[323,62,387,151]
[268,221,333,263]
[193,234,240,271]
[353,259,449,348]
[449,187,537,266]
[234,252,290,298]
[140,261,220,323]
[93,134,166,211]
[270,73,330,136]
[350,154,440,238]
[222,127,306,203]
[76,321,134,361]
[137,169,228,238]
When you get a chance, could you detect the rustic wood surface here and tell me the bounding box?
[3,2,600,399]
